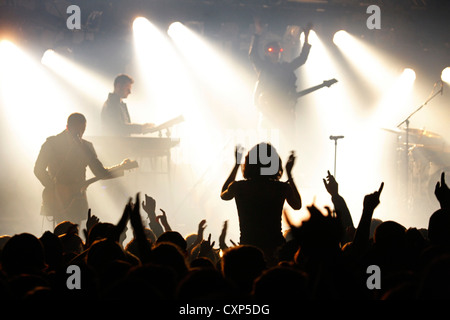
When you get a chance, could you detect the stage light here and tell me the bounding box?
[0,39,82,169]
[332,30,349,47]
[167,21,254,92]
[332,29,396,94]
[131,16,193,126]
[442,67,450,83]
[41,48,110,104]
[373,67,416,130]
[401,68,416,82]
[167,20,257,154]
[0,39,15,53]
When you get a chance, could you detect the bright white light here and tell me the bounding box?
[332,30,397,93]
[168,22,235,86]
[167,21,254,98]
[0,40,74,158]
[298,30,351,130]
[332,30,349,47]
[373,67,416,129]
[131,17,195,125]
[166,21,257,171]
[442,67,450,83]
[401,68,416,82]
[41,48,110,104]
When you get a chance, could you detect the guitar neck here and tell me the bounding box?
[83,161,138,189]
[84,176,102,188]
[296,84,326,98]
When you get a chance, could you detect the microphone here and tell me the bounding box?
[330,135,344,140]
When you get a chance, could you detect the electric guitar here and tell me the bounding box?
[257,78,338,113]
[41,159,139,218]
[295,78,338,99]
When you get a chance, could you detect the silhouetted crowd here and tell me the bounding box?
[2,147,450,304]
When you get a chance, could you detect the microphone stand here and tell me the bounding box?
[330,136,344,178]
[396,81,443,208]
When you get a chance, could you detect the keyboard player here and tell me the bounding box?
[101,74,155,136]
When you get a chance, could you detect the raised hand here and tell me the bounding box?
[285,151,296,179]
[219,220,229,250]
[363,182,384,212]
[323,170,339,197]
[352,182,385,253]
[197,219,207,242]
[156,208,171,231]
[303,22,313,42]
[129,193,151,262]
[142,194,164,237]
[199,233,215,258]
[86,208,99,233]
[284,204,342,255]
[435,172,450,209]
[142,194,156,216]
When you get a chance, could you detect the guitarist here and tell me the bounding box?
[249,19,312,146]
[34,113,127,226]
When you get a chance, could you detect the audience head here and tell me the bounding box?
[252,265,309,300]
[242,143,283,181]
[373,220,406,251]
[176,268,234,300]
[148,242,189,281]
[156,231,187,252]
[54,221,78,237]
[86,222,116,247]
[0,233,47,276]
[428,209,450,246]
[221,245,266,295]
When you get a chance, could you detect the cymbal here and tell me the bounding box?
[407,128,442,139]
[382,127,442,140]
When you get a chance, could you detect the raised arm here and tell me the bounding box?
[352,182,384,254]
[285,151,302,210]
[219,220,230,251]
[288,23,312,70]
[129,193,152,263]
[142,194,164,238]
[220,146,243,201]
[435,172,450,210]
[248,17,265,73]
[156,209,172,232]
[323,170,354,231]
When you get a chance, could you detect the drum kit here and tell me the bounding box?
[383,126,450,207]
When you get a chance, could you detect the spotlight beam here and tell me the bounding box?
[41,49,110,104]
